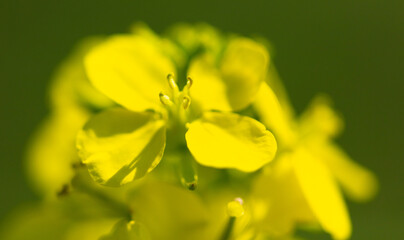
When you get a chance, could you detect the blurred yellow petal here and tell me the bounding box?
[187,55,232,111]
[84,35,176,112]
[26,107,88,197]
[292,147,351,240]
[130,22,187,74]
[251,154,316,237]
[127,179,209,240]
[76,108,166,186]
[308,139,378,202]
[50,37,114,111]
[166,23,224,88]
[265,64,295,119]
[186,112,277,172]
[253,82,297,147]
[166,23,223,55]
[299,95,344,138]
[188,37,269,112]
[66,220,117,240]
[0,204,71,240]
[220,37,269,110]
[0,194,119,240]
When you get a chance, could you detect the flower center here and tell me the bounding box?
[159,73,193,126]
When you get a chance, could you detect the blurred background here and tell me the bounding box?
[0,0,402,239]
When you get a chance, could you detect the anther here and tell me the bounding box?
[182,96,191,110]
[159,92,173,106]
[186,76,193,89]
[167,73,178,91]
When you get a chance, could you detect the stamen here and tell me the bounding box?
[182,96,191,110]
[186,76,193,89]
[167,73,178,91]
[159,92,173,106]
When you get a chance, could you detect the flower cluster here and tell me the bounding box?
[1,23,377,240]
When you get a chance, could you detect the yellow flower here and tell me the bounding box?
[26,38,114,197]
[251,73,378,239]
[77,28,277,187]
[0,191,119,240]
[0,173,213,240]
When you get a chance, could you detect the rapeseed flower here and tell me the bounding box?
[250,70,378,239]
[77,27,277,187]
[10,22,378,240]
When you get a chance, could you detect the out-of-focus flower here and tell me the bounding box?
[0,170,212,240]
[26,38,114,198]
[77,26,277,187]
[0,189,120,240]
[250,72,378,239]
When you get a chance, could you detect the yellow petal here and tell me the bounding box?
[66,220,118,240]
[84,35,176,112]
[251,154,316,237]
[187,55,232,111]
[50,37,115,111]
[76,108,166,186]
[185,112,277,172]
[26,108,88,197]
[265,63,295,119]
[292,147,351,240]
[50,38,113,111]
[299,95,344,138]
[166,23,223,58]
[130,22,187,74]
[188,37,269,112]
[0,195,118,240]
[253,82,297,147]
[309,139,378,202]
[127,179,209,240]
[220,37,269,110]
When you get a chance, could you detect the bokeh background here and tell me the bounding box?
[1,0,403,239]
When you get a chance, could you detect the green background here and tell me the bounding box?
[1,0,403,239]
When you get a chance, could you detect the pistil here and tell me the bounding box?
[159,74,193,127]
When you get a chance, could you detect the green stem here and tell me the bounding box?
[178,150,198,190]
[220,217,236,240]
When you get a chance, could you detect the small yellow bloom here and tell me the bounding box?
[252,78,378,239]
[77,28,277,187]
